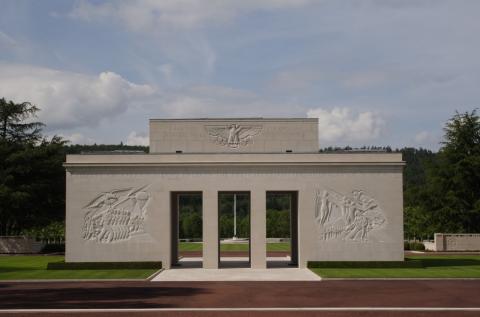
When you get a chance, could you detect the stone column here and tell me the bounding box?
[250,190,266,269]
[203,190,218,269]
[434,233,443,252]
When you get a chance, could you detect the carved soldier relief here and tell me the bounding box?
[82,185,150,243]
[205,124,262,148]
[315,189,386,241]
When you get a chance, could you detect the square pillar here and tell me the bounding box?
[203,190,218,269]
[250,190,266,269]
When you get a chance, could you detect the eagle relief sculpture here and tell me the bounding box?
[205,124,262,148]
[82,185,150,243]
[314,189,386,242]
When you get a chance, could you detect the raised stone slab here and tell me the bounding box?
[149,118,318,153]
[153,267,321,281]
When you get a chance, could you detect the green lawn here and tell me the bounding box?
[310,256,480,278]
[0,256,158,280]
[179,242,290,252]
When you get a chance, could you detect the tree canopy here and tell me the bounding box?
[0,98,44,143]
[404,110,480,239]
[0,99,65,235]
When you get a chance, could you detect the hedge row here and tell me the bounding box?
[404,241,426,251]
[47,261,162,270]
[307,259,423,268]
[41,243,65,253]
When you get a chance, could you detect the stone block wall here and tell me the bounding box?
[0,236,45,253]
[434,233,480,251]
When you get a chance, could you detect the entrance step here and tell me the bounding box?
[152,267,321,282]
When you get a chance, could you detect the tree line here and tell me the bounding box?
[1,97,479,240]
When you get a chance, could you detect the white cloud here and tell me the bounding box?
[0,63,155,129]
[307,107,385,145]
[70,0,313,31]
[126,131,149,146]
[413,130,439,149]
[156,84,291,118]
[59,132,96,145]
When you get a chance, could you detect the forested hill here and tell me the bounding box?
[64,143,148,154]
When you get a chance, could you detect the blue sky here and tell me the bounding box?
[1,0,479,149]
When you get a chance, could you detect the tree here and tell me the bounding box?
[0,98,66,235]
[417,110,480,234]
[0,98,43,142]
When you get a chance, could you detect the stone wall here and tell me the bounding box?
[0,236,45,253]
[64,153,404,268]
[434,233,480,251]
[149,118,319,153]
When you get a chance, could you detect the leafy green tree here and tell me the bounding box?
[430,110,480,232]
[0,98,66,235]
[413,110,480,235]
[266,209,290,238]
[0,98,43,142]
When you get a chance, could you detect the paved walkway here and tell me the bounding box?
[154,256,319,281]
[1,280,479,311]
[153,267,321,281]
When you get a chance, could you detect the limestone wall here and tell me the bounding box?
[434,233,480,251]
[0,236,45,253]
[149,118,319,153]
[64,153,404,268]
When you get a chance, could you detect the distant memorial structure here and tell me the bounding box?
[64,118,405,268]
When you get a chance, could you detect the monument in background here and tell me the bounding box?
[64,118,405,268]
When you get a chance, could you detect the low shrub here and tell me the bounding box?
[47,261,162,270]
[41,243,65,254]
[404,241,425,251]
[308,259,423,268]
[410,242,426,251]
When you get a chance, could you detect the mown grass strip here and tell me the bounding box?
[0,256,158,280]
[309,256,480,278]
[179,242,290,252]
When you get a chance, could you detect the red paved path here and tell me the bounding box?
[0,280,479,309]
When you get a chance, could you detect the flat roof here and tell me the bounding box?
[65,152,404,168]
[149,118,318,122]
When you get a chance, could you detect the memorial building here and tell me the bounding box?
[64,118,405,269]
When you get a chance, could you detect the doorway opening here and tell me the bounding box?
[171,192,203,268]
[266,191,298,268]
[218,191,251,268]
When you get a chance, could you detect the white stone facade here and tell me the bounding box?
[64,118,405,268]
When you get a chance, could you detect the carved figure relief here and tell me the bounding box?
[315,189,386,241]
[205,124,262,148]
[82,185,150,243]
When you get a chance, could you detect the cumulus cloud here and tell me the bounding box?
[0,63,154,130]
[126,131,149,146]
[70,0,313,30]
[307,107,385,145]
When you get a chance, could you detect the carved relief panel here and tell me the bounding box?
[82,185,151,243]
[205,124,262,148]
[314,189,386,241]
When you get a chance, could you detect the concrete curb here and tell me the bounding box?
[1,307,480,313]
[320,277,480,281]
[146,268,164,281]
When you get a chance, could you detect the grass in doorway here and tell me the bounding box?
[179,242,290,252]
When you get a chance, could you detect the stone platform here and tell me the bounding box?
[153,256,320,281]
